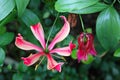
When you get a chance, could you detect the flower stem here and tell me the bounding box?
[79,15,86,32]
[111,0,116,6]
[46,13,59,47]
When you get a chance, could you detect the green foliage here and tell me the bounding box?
[71,49,77,59]
[21,9,40,27]
[0,32,14,46]
[96,7,120,50]
[0,0,120,80]
[12,73,23,80]
[55,0,109,14]
[55,0,99,12]
[0,26,6,35]
[15,0,30,17]
[0,48,5,65]
[114,48,120,57]
[0,0,15,21]
[17,61,28,72]
[82,54,94,64]
[70,3,108,14]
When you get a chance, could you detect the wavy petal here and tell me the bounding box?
[46,54,64,72]
[48,16,70,50]
[31,23,46,49]
[15,34,42,52]
[21,53,44,66]
[50,42,76,56]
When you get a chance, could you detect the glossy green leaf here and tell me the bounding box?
[96,7,120,50]
[71,49,77,59]
[0,32,14,46]
[0,48,5,65]
[114,48,120,57]
[17,61,28,72]
[21,9,40,27]
[82,54,94,64]
[70,3,108,14]
[0,0,15,21]
[0,10,16,26]
[55,0,99,12]
[15,0,30,17]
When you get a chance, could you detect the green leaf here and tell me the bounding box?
[0,32,14,46]
[12,73,23,80]
[82,54,94,64]
[71,49,77,59]
[114,48,120,57]
[0,48,5,65]
[7,64,12,70]
[86,28,92,33]
[15,0,30,17]
[21,9,40,27]
[0,0,15,21]
[96,7,120,50]
[17,61,28,72]
[70,3,108,14]
[55,0,99,12]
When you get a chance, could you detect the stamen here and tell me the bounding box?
[35,56,45,70]
[52,55,66,62]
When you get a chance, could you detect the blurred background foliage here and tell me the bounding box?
[0,0,120,80]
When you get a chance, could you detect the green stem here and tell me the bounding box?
[79,15,86,32]
[111,0,116,6]
[46,13,59,47]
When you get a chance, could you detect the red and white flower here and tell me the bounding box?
[15,16,75,72]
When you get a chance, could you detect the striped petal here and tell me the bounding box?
[48,16,70,50]
[15,34,42,52]
[46,54,64,72]
[50,47,71,56]
[50,42,76,56]
[21,53,44,66]
[31,23,46,49]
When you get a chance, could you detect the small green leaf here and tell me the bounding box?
[96,7,120,50]
[0,32,14,46]
[71,49,77,59]
[17,61,28,72]
[21,9,40,27]
[82,54,94,64]
[0,0,15,21]
[0,48,5,65]
[86,28,92,33]
[7,64,12,70]
[55,0,99,12]
[15,0,30,17]
[114,48,120,57]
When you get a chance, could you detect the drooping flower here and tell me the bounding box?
[15,16,75,72]
[77,32,96,62]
